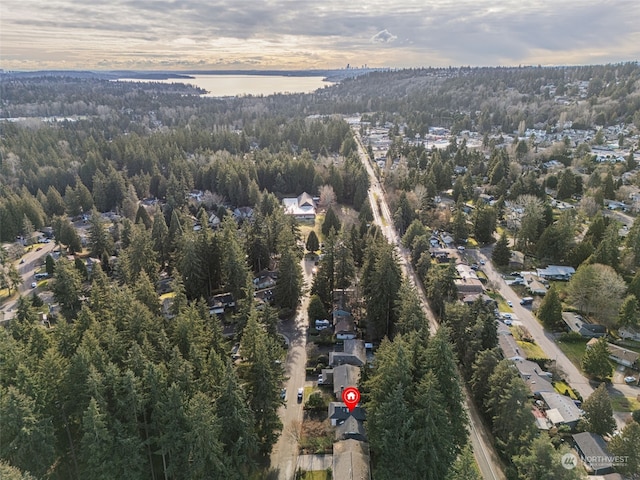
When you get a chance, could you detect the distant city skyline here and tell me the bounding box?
[1,0,639,71]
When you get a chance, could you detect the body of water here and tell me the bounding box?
[118,74,332,97]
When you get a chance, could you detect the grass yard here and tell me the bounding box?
[301,470,332,480]
[556,339,588,372]
[466,237,479,248]
[517,340,548,360]
[610,395,640,412]
[553,381,578,399]
[160,292,176,300]
[488,291,513,312]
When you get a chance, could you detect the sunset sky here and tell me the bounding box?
[1,0,639,71]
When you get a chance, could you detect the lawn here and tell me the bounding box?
[488,291,512,312]
[556,339,588,372]
[553,381,578,399]
[610,395,640,412]
[517,340,548,360]
[466,237,479,248]
[160,292,176,300]
[301,470,332,480]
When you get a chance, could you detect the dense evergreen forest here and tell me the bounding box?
[1,63,640,479]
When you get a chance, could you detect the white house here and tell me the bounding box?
[282,192,317,220]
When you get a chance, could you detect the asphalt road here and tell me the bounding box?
[269,257,314,479]
[1,241,57,322]
[471,246,638,429]
[355,133,506,480]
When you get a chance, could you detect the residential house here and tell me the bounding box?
[461,294,496,307]
[586,339,639,368]
[208,213,221,229]
[536,265,576,281]
[329,339,367,367]
[335,316,357,340]
[253,270,278,290]
[498,331,525,362]
[332,439,371,480]
[440,233,455,248]
[331,364,361,400]
[523,273,547,296]
[282,192,317,220]
[336,416,367,442]
[539,391,582,429]
[454,277,484,296]
[328,402,366,426]
[619,326,640,342]
[562,313,607,338]
[233,207,254,222]
[514,359,554,396]
[209,293,235,315]
[332,309,357,340]
[572,432,615,475]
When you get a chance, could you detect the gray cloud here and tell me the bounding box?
[1,0,639,69]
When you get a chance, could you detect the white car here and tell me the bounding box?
[624,376,637,385]
[507,300,513,307]
[31,282,37,288]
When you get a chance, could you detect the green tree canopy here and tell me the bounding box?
[582,337,613,380]
[581,383,616,435]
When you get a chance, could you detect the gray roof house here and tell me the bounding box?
[539,391,582,428]
[332,439,371,480]
[328,402,366,426]
[562,312,606,338]
[572,432,614,475]
[329,339,366,367]
[331,364,361,400]
[536,265,576,281]
[336,416,367,442]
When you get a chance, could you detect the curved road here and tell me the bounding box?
[1,241,57,323]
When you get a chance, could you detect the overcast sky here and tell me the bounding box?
[1,0,639,71]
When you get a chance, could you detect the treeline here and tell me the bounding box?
[0,112,364,242]
[0,267,285,479]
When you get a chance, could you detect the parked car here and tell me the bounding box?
[624,376,637,384]
[280,388,287,400]
[507,300,513,307]
[318,374,323,385]
[297,388,304,402]
[31,282,37,288]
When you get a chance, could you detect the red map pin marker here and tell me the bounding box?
[342,386,361,413]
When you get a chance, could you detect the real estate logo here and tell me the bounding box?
[561,453,578,470]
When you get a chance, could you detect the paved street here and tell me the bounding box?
[355,133,506,480]
[471,246,638,429]
[269,257,314,479]
[1,241,57,323]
